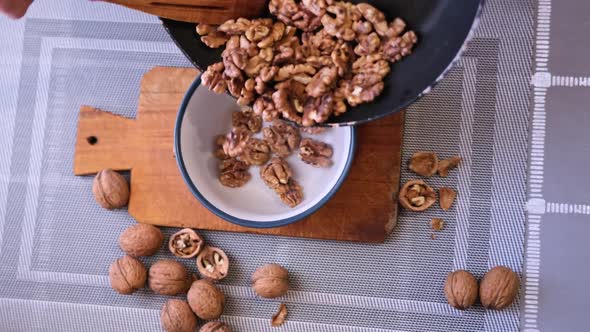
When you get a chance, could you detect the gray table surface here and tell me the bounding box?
[0,0,579,331]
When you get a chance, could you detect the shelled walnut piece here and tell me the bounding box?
[197,246,229,281]
[240,138,271,166]
[160,299,197,332]
[232,108,263,133]
[262,120,301,157]
[399,180,436,211]
[479,266,520,310]
[299,138,333,167]
[444,270,478,310]
[260,158,303,208]
[169,228,204,259]
[197,0,418,125]
[218,158,251,188]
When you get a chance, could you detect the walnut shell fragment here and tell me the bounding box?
[408,151,439,177]
[438,156,462,177]
[439,187,457,211]
[118,224,164,257]
[161,299,197,332]
[271,303,288,327]
[431,218,444,231]
[148,259,193,296]
[169,228,205,259]
[479,266,520,310]
[197,246,229,281]
[399,180,436,211]
[252,263,289,298]
[93,169,130,209]
[200,321,231,332]
[444,270,478,310]
[187,279,226,320]
[299,138,333,168]
[109,255,147,295]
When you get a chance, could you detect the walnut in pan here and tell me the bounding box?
[253,93,280,122]
[305,66,338,98]
[302,93,334,127]
[232,108,262,133]
[399,180,436,211]
[240,138,271,166]
[356,3,389,37]
[201,62,227,94]
[218,17,252,35]
[321,3,357,41]
[354,32,381,56]
[299,138,333,167]
[258,22,286,48]
[331,42,354,77]
[344,74,385,107]
[260,157,293,189]
[201,31,229,48]
[262,120,302,157]
[382,30,418,63]
[269,0,300,26]
[272,87,303,124]
[218,158,251,188]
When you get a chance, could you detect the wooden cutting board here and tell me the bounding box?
[74,67,404,242]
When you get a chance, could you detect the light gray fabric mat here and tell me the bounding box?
[0,0,538,331]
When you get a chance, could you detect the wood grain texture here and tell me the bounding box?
[74,67,404,242]
[103,0,267,24]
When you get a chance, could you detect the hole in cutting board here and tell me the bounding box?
[86,136,98,145]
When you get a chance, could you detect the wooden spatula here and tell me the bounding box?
[102,0,268,24]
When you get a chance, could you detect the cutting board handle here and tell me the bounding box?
[74,106,138,175]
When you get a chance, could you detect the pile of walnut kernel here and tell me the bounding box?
[91,170,292,331]
[215,107,335,208]
[198,0,418,126]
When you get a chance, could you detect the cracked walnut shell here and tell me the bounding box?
[252,263,289,298]
[161,300,197,332]
[187,279,225,320]
[438,156,462,177]
[93,169,129,209]
[439,187,457,211]
[399,180,436,211]
[118,223,164,257]
[149,259,192,296]
[272,303,288,327]
[169,228,204,259]
[444,270,478,310]
[299,138,333,168]
[109,255,147,295]
[200,321,231,332]
[479,266,520,310]
[409,151,439,177]
[197,246,229,281]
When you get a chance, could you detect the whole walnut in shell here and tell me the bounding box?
[200,321,231,332]
[149,259,192,295]
[161,299,197,332]
[252,263,289,298]
[118,224,164,257]
[444,270,478,310]
[93,169,129,209]
[479,266,520,310]
[109,255,147,295]
[187,279,225,320]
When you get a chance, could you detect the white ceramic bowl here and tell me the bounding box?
[174,77,356,228]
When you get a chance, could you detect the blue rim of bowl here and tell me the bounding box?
[174,76,357,229]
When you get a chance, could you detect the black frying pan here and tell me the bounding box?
[161,0,484,126]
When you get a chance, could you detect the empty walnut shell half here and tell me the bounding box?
[399,179,436,211]
[197,246,229,281]
[169,228,204,259]
[408,151,439,177]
